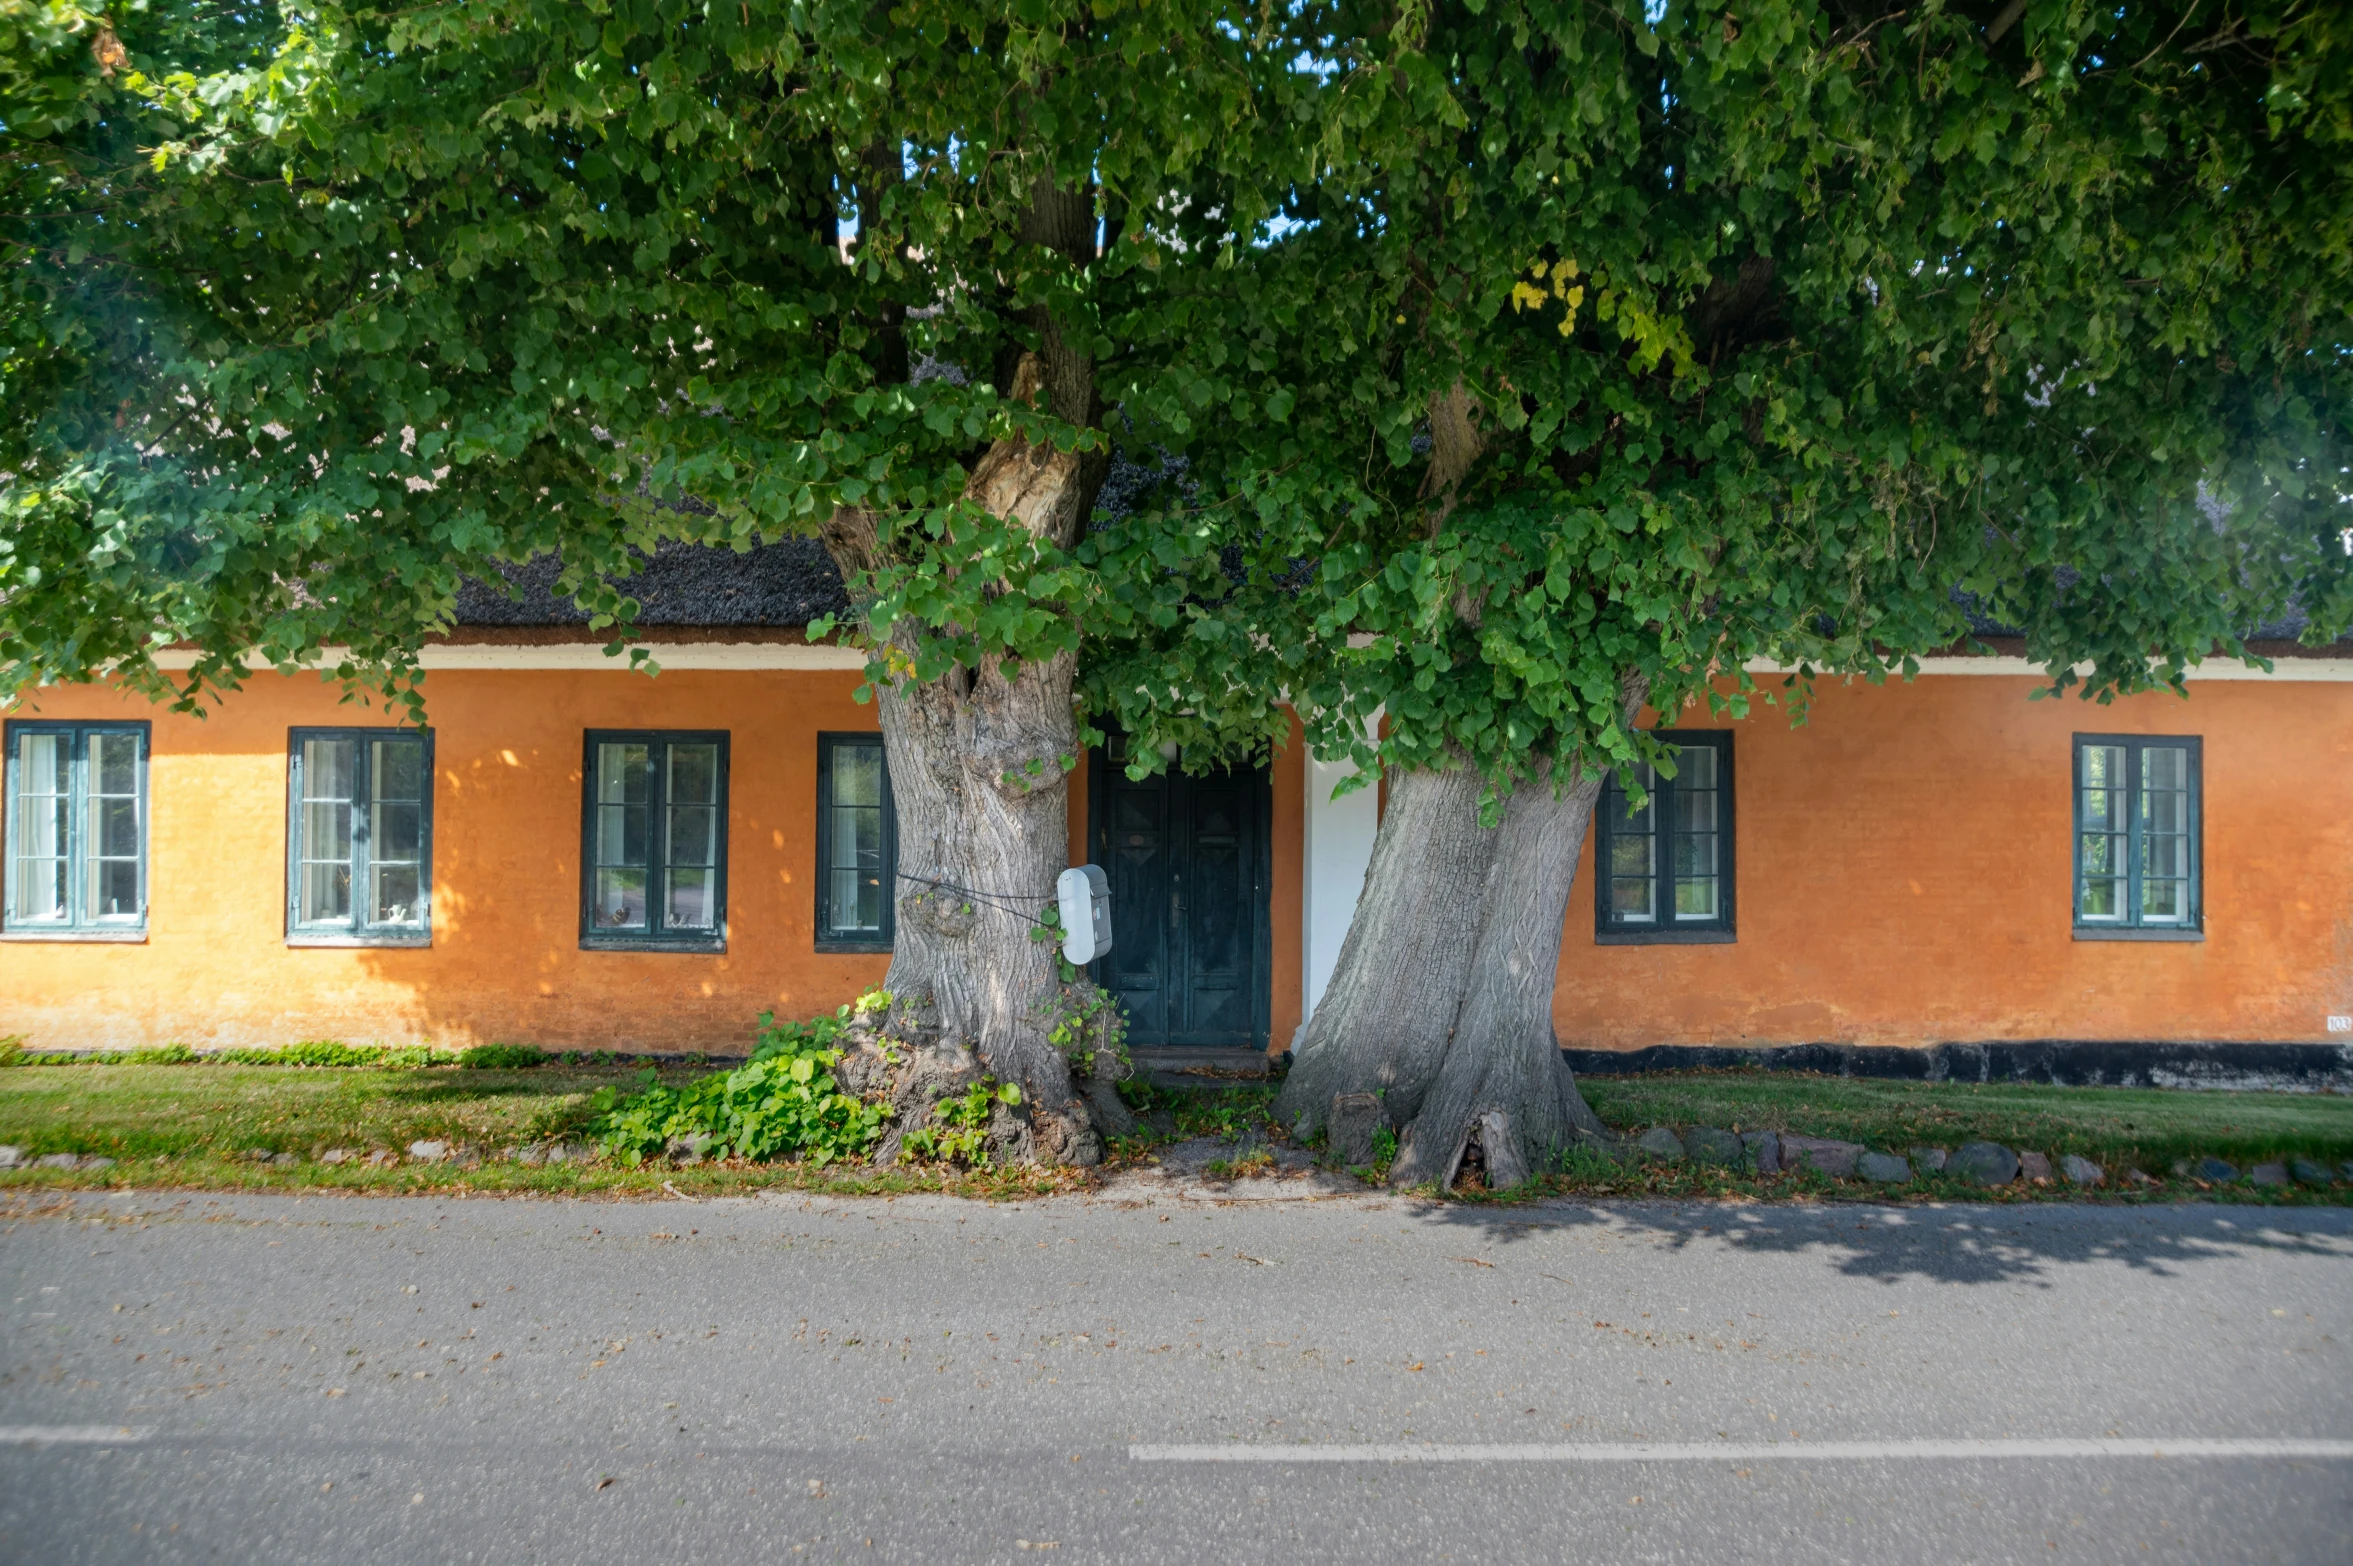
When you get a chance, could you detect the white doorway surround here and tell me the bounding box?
[1300,737,1380,1034]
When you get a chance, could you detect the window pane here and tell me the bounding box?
[2077,743,2131,924]
[373,737,424,802]
[668,805,717,870]
[825,742,886,935]
[11,732,70,922]
[834,744,882,808]
[2079,744,2124,830]
[667,866,715,930]
[1673,745,1717,794]
[597,742,651,807]
[1606,834,1649,878]
[1603,767,1656,924]
[1669,749,1720,923]
[596,804,648,870]
[2080,876,2122,920]
[302,862,352,924]
[1671,785,1716,836]
[365,740,426,928]
[374,800,423,861]
[297,739,356,926]
[1674,877,1718,919]
[93,732,137,795]
[1610,877,1655,921]
[303,799,352,862]
[826,860,883,932]
[304,737,355,805]
[2137,746,2192,925]
[370,862,422,926]
[668,743,718,806]
[92,858,140,921]
[92,794,139,859]
[86,734,141,920]
[1673,828,1719,920]
[830,868,876,933]
[594,867,648,930]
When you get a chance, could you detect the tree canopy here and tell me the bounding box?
[1,0,2346,757]
[0,0,1321,710]
[1081,0,2353,797]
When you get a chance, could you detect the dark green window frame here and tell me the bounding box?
[579,730,730,953]
[286,727,433,947]
[2073,733,2203,941]
[3,720,150,941]
[815,732,895,953]
[1594,729,1735,945]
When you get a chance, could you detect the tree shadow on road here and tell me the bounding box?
[1409,1198,2353,1289]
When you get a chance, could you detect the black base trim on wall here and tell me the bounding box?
[1561,1040,2353,1093]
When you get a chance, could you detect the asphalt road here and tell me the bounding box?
[2,1186,2347,1564]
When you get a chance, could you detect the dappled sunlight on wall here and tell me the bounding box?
[1,668,890,1052]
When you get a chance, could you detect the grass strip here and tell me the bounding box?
[1578,1071,2353,1172]
[0,1064,2345,1203]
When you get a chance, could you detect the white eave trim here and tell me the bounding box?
[145,642,869,673]
[1743,655,2353,683]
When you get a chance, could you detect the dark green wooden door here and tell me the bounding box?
[1088,751,1272,1048]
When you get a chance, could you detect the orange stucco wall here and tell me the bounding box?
[7,665,2343,1054]
[1,669,903,1051]
[1553,674,2353,1047]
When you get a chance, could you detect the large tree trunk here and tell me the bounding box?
[1391,677,1648,1189]
[1388,767,1611,1190]
[870,643,1105,1165]
[813,172,1129,1167]
[822,407,1131,1166]
[1274,762,1497,1139]
[814,170,1134,1166]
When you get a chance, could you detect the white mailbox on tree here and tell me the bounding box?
[1055,865,1113,966]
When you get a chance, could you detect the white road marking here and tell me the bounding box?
[0,1425,154,1446]
[1132,1438,2353,1463]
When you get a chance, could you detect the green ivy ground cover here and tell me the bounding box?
[0,1063,1079,1199]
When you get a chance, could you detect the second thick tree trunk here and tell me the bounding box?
[1389,766,1612,1189]
[1274,763,1497,1138]
[1288,674,1648,1187]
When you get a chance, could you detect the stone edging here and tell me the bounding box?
[1562,1040,2353,1092]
